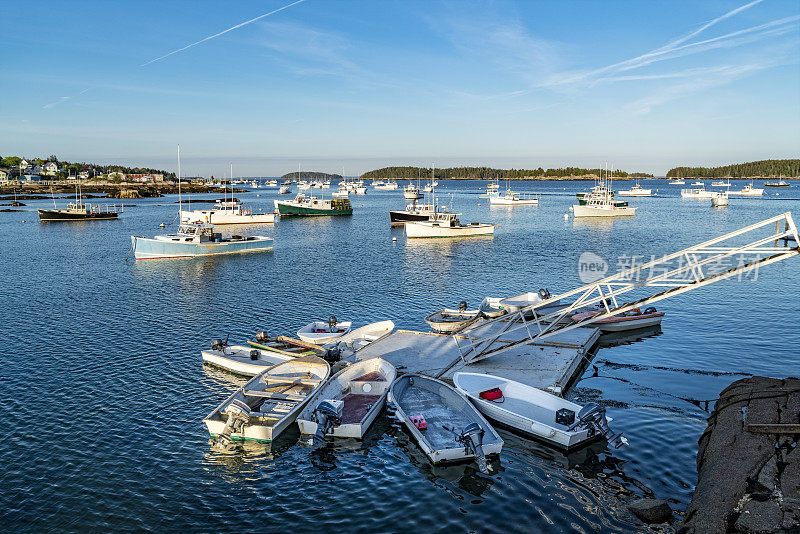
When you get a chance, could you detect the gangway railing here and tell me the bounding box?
[455,212,799,364]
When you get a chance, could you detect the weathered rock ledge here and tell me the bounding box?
[680,377,800,534]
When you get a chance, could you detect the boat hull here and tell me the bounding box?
[405,221,494,238]
[489,196,539,205]
[131,235,273,259]
[389,211,432,225]
[182,211,276,225]
[274,200,352,216]
[572,204,636,217]
[38,209,118,221]
[201,346,292,376]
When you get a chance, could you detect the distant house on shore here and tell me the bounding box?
[20,174,41,182]
[43,162,59,176]
[0,168,10,181]
[107,171,126,180]
[78,170,90,179]
[19,160,30,171]
[129,173,163,183]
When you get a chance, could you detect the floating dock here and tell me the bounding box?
[347,319,601,394]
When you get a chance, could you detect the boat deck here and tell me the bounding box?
[341,393,378,424]
[348,320,601,394]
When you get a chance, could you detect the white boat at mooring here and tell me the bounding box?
[681,187,715,199]
[204,356,330,447]
[489,189,540,205]
[405,212,494,238]
[389,374,504,473]
[202,343,293,376]
[181,200,276,225]
[424,303,480,333]
[617,182,651,197]
[452,372,627,449]
[297,357,396,444]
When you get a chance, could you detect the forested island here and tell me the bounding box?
[360,166,653,181]
[281,171,343,181]
[666,159,799,179]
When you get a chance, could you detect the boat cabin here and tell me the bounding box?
[172,223,221,243]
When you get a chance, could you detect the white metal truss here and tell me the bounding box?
[455,212,799,364]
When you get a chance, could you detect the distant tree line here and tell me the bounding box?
[281,171,343,180]
[0,154,175,179]
[666,159,799,178]
[360,166,652,180]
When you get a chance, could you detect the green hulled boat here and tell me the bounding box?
[273,195,352,216]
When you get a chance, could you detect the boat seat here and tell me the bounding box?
[261,376,321,387]
[243,390,305,402]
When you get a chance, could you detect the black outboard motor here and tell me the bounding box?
[643,307,657,314]
[323,344,341,363]
[458,301,468,312]
[312,400,343,447]
[211,338,225,351]
[255,331,269,343]
[568,403,627,449]
[249,349,259,361]
[215,398,251,451]
[459,423,490,474]
[328,315,338,331]
[538,288,551,300]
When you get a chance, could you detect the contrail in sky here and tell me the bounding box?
[141,0,306,66]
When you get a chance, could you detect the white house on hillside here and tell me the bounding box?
[43,162,59,176]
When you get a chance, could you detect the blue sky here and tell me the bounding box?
[1,0,798,176]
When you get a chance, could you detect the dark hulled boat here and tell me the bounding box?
[38,201,119,221]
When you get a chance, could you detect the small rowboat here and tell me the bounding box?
[424,302,480,333]
[499,290,564,317]
[246,333,326,358]
[453,372,626,449]
[323,320,395,350]
[202,344,293,376]
[204,356,330,447]
[478,297,507,318]
[388,374,503,474]
[296,357,396,443]
[297,318,352,345]
[571,307,664,332]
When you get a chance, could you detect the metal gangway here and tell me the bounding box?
[455,212,799,364]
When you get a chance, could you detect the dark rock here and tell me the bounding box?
[754,456,778,493]
[733,499,783,533]
[627,498,672,523]
[781,446,800,500]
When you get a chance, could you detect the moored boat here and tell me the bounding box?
[489,189,540,205]
[388,374,504,473]
[297,317,352,345]
[131,223,273,259]
[764,180,790,187]
[681,187,714,199]
[202,342,293,376]
[374,180,399,190]
[711,191,730,207]
[479,297,507,318]
[405,212,494,238]
[570,306,664,332]
[452,372,627,449]
[498,290,564,316]
[181,200,276,225]
[403,182,422,200]
[274,194,352,216]
[617,182,651,196]
[297,357,396,444]
[38,183,121,221]
[204,356,330,446]
[424,304,480,333]
[728,183,764,197]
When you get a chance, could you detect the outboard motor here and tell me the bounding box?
[459,423,490,474]
[643,307,657,315]
[211,338,225,351]
[312,399,343,447]
[538,288,551,300]
[249,349,259,361]
[215,398,251,451]
[323,344,341,363]
[328,315,338,331]
[255,330,269,343]
[568,403,627,449]
[458,301,468,312]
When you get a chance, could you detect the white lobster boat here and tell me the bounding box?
[388,374,504,474]
[488,189,539,205]
[617,183,651,196]
[711,191,730,207]
[452,372,627,450]
[181,201,276,225]
[405,212,494,238]
[681,187,714,199]
[728,183,764,197]
[296,358,396,443]
[204,356,330,445]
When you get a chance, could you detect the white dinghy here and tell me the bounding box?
[323,320,395,352]
[297,316,352,345]
[478,297,507,318]
[499,289,564,317]
[204,356,330,448]
[388,374,503,474]
[424,308,480,333]
[453,372,627,450]
[297,358,396,444]
[201,341,293,376]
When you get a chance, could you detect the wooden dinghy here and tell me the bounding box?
[297,316,352,345]
[424,302,480,334]
[246,332,326,358]
[204,356,330,448]
[202,342,293,377]
[388,374,503,473]
[296,357,396,444]
[453,372,627,450]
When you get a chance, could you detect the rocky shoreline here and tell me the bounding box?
[0,182,243,198]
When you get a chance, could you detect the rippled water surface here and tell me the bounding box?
[1,180,798,532]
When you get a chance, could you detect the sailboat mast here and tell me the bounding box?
[177,145,182,219]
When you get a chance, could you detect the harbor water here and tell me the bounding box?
[1,180,798,532]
